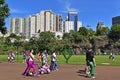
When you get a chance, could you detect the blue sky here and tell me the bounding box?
[5,0,120,31]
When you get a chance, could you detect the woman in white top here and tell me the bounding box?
[51,51,58,71]
[23,49,37,76]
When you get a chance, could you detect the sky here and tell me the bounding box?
[5,0,120,31]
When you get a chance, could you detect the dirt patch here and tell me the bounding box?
[0,62,119,80]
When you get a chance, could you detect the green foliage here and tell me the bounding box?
[40,31,55,41]
[108,24,120,42]
[0,0,10,34]
[24,31,56,54]
[61,48,73,63]
[87,28,96,36]
[63,33,71,39]
[96,27,110,36]
[9,33,21,40]
[1,24,120,56]
[79,27,88,36]
[0,42,15,54]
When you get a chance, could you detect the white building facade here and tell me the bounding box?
[10,10,82,39]
[10,17,23,35]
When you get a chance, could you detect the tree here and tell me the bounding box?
[78,27,89,36]
[108,24,120,42]
[63,33,71,39]
[40,31,55,42]
[96,27,110,36]
[39,31,55,52]
[0,0,10,34]
[87,28,95,36]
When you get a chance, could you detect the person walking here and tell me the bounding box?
[85,48,96,79]
[51,50,58,71]
[41,50,48,65]
[23,49,37,76]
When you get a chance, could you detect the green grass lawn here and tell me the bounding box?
[57,55,120,66]
[0,55,120,66]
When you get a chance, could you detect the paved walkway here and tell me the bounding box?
[0,62,120,80]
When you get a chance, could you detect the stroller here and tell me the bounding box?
[38,63,50,74]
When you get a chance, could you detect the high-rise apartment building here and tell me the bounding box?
[62,21,82,33]
[64,21,74,33]
[96,22,104,30]
[39,10,57,32]
[77,21,82,31]
[24,15,36,38]
[24,16,31,38]
[68,10,78,31]
[45,10,53,31]
[45,10,56,32]
[10,10,83,39]
[40,11,45,32]
[10,18,15,33]
[112,16,120,25]
[56,14,63,32]
[10,17,23,35]
[30,15,36,37]
[35,13,41,33]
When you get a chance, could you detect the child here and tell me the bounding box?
[109,52,115,60]
[37,52,41,68]
[11,52,15,63]
[23,53,26,63]
[8,54,11,63]
[39,63,50,74]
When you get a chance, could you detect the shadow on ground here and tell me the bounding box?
[77,69,89,78]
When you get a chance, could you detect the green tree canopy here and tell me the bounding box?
[78,27,89,36]
[96,27,110,36]
[108,24,120,42]
[0,0,10,34]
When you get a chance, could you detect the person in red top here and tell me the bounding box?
[37,52,41,68]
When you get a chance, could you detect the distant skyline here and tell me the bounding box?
[5,0,120,31]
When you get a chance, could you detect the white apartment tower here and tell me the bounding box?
[10,10,76,39]
[65,21,74,33]
[45,11,51,31]
[56,14,63,32]
[24,15,36,38]
[35,13,41,33]
[30,15,36,37]
[77,21,82,31]
[10,18,15,33]
[39,11,45,32]
[62,20,82,33]
[24,16,30,38]
[44,10,56,32]
[23,10,57,38]
[10,17,23,35]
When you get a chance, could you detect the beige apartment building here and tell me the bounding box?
[30,15,36,37]
[10,10,82,39]
[10,10,58,38]
[24,16,30,38]
[35,13,41,33]
[10,17,23,35]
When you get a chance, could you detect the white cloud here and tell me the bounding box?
[10,8,24,14]
[57,0,79,13]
